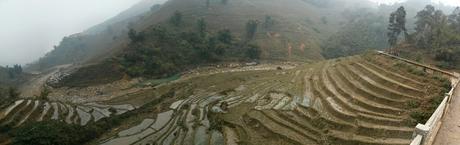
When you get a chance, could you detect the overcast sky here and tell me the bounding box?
[0,0,143,66]
[0,0,459,66]
[369,0,460,5]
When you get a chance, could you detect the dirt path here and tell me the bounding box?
[433,82,460,145]
[19,64,71,97]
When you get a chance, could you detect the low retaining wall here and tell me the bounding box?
[376,51,460,145]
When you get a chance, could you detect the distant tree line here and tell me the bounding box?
[388,5,460,69]
[5,65,22,78]
[322,9,389,59]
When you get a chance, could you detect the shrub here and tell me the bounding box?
[407,67,427,76]
[246,44,262,59]
[34,87,50,101]
[433,75,451,91]
[410,111,430,124]
[120,24,260,78]
[407,100,420,108]
[11,121,96,145]
[436,61,455,69]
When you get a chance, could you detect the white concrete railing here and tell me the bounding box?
[375,51,460,145]
[410,79,459,145]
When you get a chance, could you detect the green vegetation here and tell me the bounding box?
[321,10,388,58]
[119,15,261,78]
[197,18,207,36]
[33,36,91,70]
[169,11,183,27]
[34,87,50,101]
[128,28,145,43]
[393,6,460,69]
[263,16,275,29]
[11,121,96,145]
[5,65,23,79]
[0,87,19,110]
[245,20,258,40]
[55,61,124,87]
[387,6,408,49]
[137,74,181,87]
[0,65,23,109]
[246,44,262,60]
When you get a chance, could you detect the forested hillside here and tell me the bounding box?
[321,0,457,58]
[26,0,459,77]
[27,0,376,72]
[389,5,460,70]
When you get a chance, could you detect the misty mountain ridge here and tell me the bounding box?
[25,0,458,74]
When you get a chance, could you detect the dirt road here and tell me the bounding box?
[19,64,71,97]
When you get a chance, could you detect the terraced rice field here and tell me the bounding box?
[0,99,135,127]
[98,53,450,145]
[0,53,450,145]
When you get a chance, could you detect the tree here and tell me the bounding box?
[35,87,51,101]
[263,15,275,29]
[206,0,210,7]
[6,64,22,78]
[128,29,145,43]
[221,0,228,5]
[415,5,435,33]
[217,29,233,44]
[410,5,460,68]
[431,10,450,48]
[246,20,259,40]
[8,87,19,99]
[387,6,407,52]
[246,44,261,59]
[150,4,161,11]
[448,7,460,33]
[414,5,436,49]
[170,11,183,27]
[12,121,95,145]
[322,9,388,59]
[13,64,22,74]
[196,18,207,37]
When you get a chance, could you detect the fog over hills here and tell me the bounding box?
[0,0,458,66]
[0,0,165,66]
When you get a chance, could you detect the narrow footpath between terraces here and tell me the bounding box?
[433,81,460,145]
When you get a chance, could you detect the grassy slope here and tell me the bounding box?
[28,0,378,72]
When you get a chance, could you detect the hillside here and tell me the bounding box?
[1,53,453,145]
[27,0,380,72]
[25,0,166,72]
[26,0,459,73]
[84,0,167,35]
